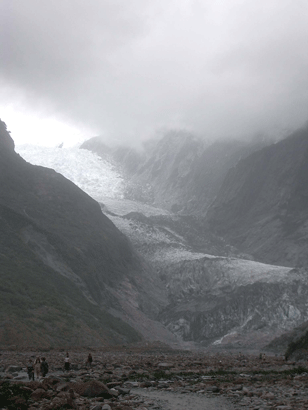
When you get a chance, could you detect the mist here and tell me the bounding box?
[1,0,308,146]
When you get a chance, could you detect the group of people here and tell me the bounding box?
[64,352,93,371]
[27,357,49,381]
[27,352,93,380]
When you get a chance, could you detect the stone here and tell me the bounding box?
[55,382,70,392]
[30,388,51,400]
[76,380,112,398]
[6,365,22,373]
[157,362,172,368]
[110,387,119,397]
[124,382,139,388]
[116,387,130,395]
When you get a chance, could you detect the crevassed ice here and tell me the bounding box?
[16,144,125,202]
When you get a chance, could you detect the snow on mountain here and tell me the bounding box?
[166,256,294,297]
[15,144,296,289]
[16,144,171,217]
[14,142,308,349]
[16,144,125,202]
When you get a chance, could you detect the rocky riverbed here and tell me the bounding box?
[1,345,308,409]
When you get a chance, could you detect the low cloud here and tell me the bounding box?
[1,0,308,145]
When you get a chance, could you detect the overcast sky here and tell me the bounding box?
[1,0,308,147]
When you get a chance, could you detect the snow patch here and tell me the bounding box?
[213,331,237,345]
[16,144,125,201]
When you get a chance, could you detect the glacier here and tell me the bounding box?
[16,144,125,201]
[15,143,308,349]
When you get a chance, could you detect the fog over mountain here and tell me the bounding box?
[1,0,308,146]
[14,126,308,350]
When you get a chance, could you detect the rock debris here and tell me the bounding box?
[1,346,308,409]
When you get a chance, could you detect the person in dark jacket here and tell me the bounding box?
[86,353,93,369]
[27,359,34,381]
[40,357,49,377]
[64,352,70,371]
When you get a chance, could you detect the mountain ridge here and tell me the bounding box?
[81,131,269,214]
[7,123,308,352]
[0,119,174,348]
[206,125,308,267]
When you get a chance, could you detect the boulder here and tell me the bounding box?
[74,380,112,398]
[116,387,130,395]
[41,376,62,389]
[6,366,22,373]
[30,388,52,400]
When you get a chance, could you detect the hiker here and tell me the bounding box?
[64,352,70,371]
[40,357,49,377]
[27,359,34,381]
[86,353,93,368]
[34,357,41,380]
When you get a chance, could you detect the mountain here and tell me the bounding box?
[101,199,308,350]
[80,128,308,349]
[81,131,267,215]
[80,137,143,176]
[266,320,308,358]
[0,119,174,348]
[14,126,308,350]
[206,125,308,267]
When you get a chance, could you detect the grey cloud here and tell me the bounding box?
[0,0,308,144]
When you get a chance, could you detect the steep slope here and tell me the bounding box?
[128,131,204,212]
[0,119,170,347]
[130,132,268,215]
[102,198,308,350]
[17,134,308,350]
[159,259,308,349]
[16,144,125,203]
[80,137,143,176]
[206,125,308,267]
[266,319,308,357]
[82,131,268,215]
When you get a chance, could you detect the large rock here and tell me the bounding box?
[74,380,112,398]
[30,388,52,400]
[6,365,22,373]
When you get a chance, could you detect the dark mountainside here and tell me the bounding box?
[206,125,308,268]
[266,320,308,358]
[0,119,170,348]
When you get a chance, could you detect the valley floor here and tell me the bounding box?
[132,387,236,410]
[1,345,308,409]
